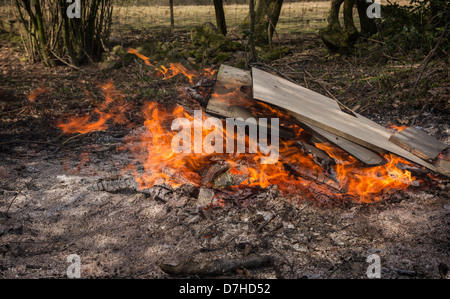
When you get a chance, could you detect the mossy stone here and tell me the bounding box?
[112,45,125,55]
[160,42,171,52]
[191,22,219,46]
[261,46,291,62]
[171,40,182,48]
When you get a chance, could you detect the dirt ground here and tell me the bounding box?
[0,29,449,279]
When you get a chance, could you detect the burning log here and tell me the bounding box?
[183,87,205,103]
[295,140,338,182]
[159,255,273,277]
[284,161,343,192]
[389,126,448,161]
[183,77,217,106]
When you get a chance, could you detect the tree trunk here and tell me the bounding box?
[267,0,283,42]
[213,0,227,36]
[32,0,52,66]
[15,0,112,66]
[319,0,360,53]
[242,0,284,44]
[356,0,378,36]
[249,0,257,63]
[169,0,174,33]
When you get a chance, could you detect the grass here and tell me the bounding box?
[1,1,414,37]
[112,2,331,35]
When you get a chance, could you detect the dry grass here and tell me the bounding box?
[111,1,413,35]
[112,2,331,34]
[1,1,414,36]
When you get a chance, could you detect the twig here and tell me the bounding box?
[49,50,82,72]
[408,22,449,103]
[5,175,37,214]
[62,133,83,145]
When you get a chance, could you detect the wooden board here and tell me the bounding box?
[389,127,448,161]
[208,66,384,165]
[206,64,252,119]
[252,67,435,171]
[207,65,292,139]
[305,123,385,165]
[434,157,450,177]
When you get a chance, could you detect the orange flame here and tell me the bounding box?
[386,123,408,132]
[27,87,47,103]
[56,67,420,204]
[127,48,205,84]
[315,143,414,202]
[57,82,131,134]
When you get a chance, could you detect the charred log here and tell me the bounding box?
[89,177,175,202]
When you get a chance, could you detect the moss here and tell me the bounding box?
[194,50,204,63]
[319,26,359,54]
[171,40,182,48]
[261,46,291,62]
[235,59,247,69]
[191,22,219,46]
[214,52,231,64]
[112,45,125,55]
[160,42,171,52]
[191,22,244,53]
[180,49,191,59]
[188,50,196,57]
[208,34,228,49]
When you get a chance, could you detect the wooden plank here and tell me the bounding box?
[304,123,385,165]
[206,65,252,119]
[388,127,448,161]
[207,65,292,139]
[434,157,450,177]
[252,67,435,171]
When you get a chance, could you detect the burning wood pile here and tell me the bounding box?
[56,56,449,207]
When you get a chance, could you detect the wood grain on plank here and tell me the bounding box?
[305,123,385,165]
[251,67,435,171]
[389,127,448,161]
[206,65,252,118]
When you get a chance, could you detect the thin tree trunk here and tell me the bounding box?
[169,0,174,33]
[60,1,77,65]
[213,0,227,36]
[15,0,112,66]
[242,0,284,44]
[249,0,257,63]
[356,0,378,36]
[319,0,359,52]
[32,0,52,66]
[267,0,283,41]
